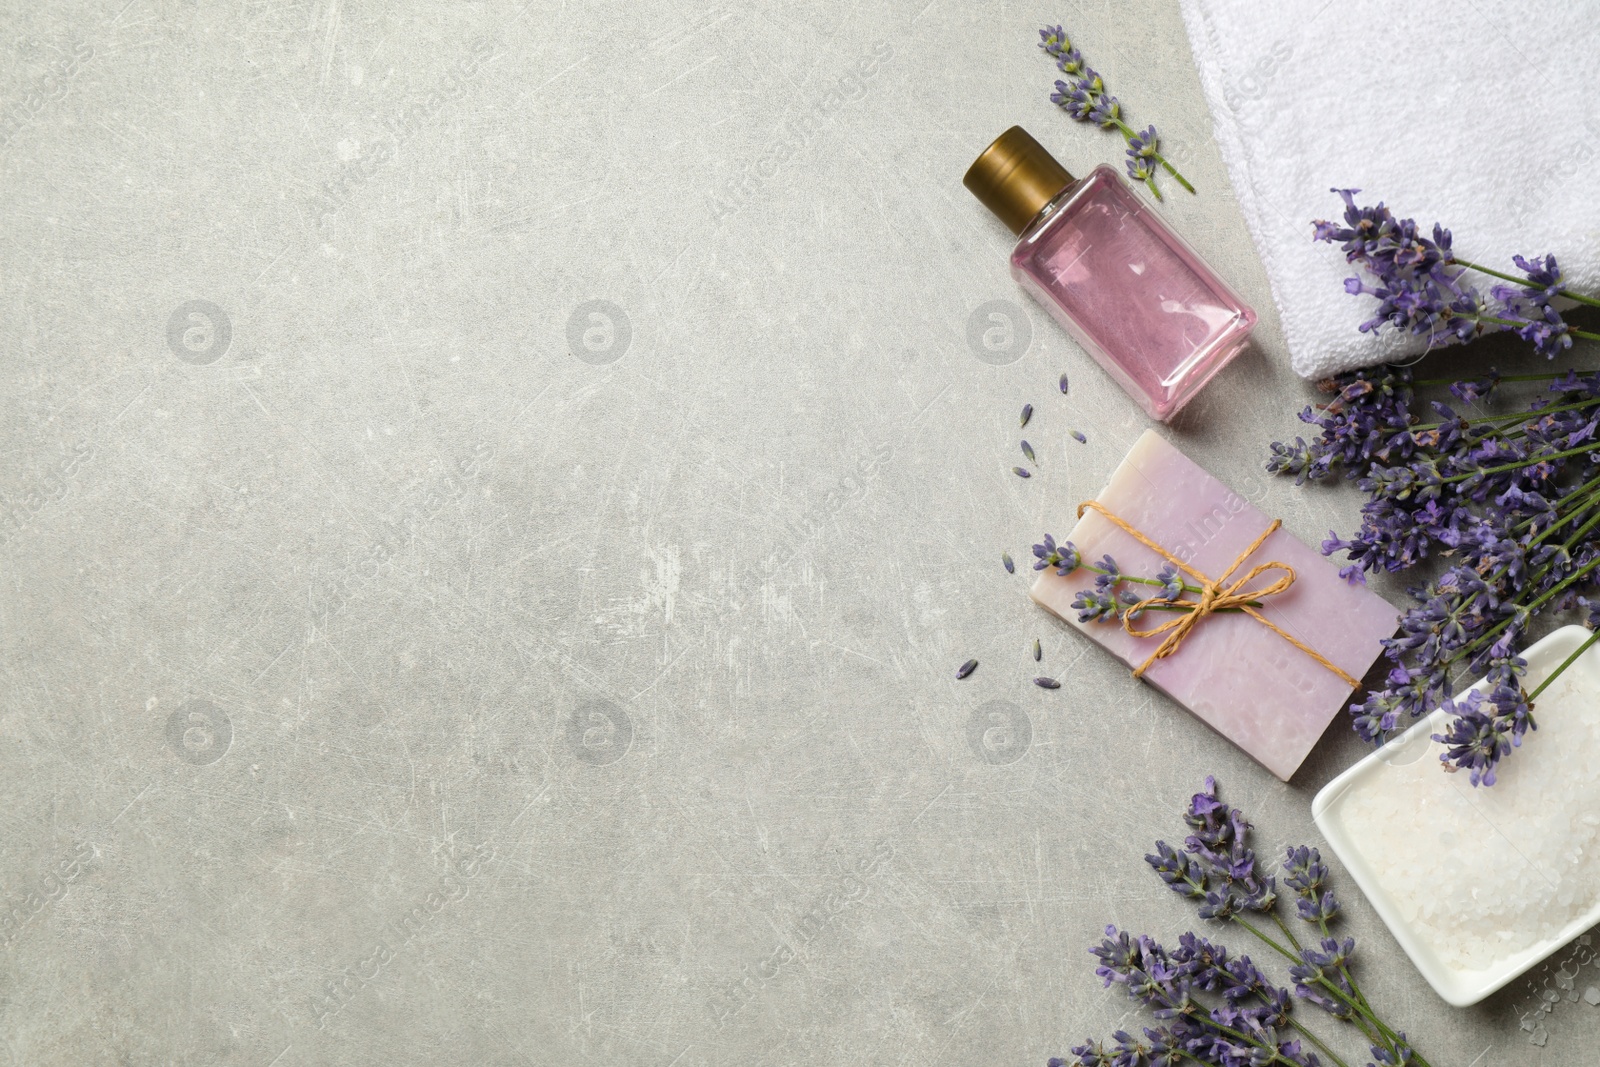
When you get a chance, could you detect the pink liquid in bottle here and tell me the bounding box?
[1011,167,1255,420]
[966,128,1255,421]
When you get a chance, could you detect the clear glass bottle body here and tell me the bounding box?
[1010,165,1256,421]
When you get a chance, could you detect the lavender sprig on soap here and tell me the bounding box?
[1038,24,1194,201]
[1031,536,1249,624]
[1032,431,1395,782]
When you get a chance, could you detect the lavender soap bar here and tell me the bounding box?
[1031,430,1397,781]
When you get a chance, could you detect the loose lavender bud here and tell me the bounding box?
[1071,430,1087,443]
[1002,552,1015,574]
[955,659,978,680]
[1012,466,1031,479]
[1020,403,1034,428]
[1021,440,1036,463]
[1034,676,1061,689]
[1059,373,1070,394]
[1032,638,1042,662]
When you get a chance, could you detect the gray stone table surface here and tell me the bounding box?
[1,0,1594,1063]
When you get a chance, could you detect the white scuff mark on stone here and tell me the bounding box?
[639,539,681,626]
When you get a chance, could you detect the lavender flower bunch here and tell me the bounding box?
[1313,189,1600,358]
[1269,371,1600,785]
[1269,193,1600,784]
[1055,780,1427,1067]
[1038,25,1194,202]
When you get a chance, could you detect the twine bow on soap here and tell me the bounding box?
[1076,500,1361,689]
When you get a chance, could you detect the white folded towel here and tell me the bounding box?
[1179,0,1600,380]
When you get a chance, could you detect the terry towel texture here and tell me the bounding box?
[1178,0,1600,380]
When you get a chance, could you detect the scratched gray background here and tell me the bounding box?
[1,0,1594,1064]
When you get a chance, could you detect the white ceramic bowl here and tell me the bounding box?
[1312,624,1600,1007]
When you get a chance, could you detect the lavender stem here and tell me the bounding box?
[1410,371,1587,387]
[1233,917,1390,1053]
[1439,441,1600,484]
[1451,257,1600,310]
[1409,396,1600,433]
[1527,627,1600,702]
[1467,311,1600,343]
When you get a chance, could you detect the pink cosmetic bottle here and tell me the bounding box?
[965,126,1256,421]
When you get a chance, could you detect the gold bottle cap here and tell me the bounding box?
[963,126,1075,235]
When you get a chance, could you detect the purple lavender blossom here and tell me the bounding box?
[1179,777,1278,917]
[1070,588,1120,624]
[1144,780,1280,923]
[1088,100,1121,131]
[1057,779,1422,1067]
[1515,303,1574,358]
[1266,360,1600,783]
[1128,125,1159,160]
[1032,533,1082,576]
[1038,25,1193,200]
[1513,253,1564,304]
[1289,937,1358,1021]
[1092,554,1123,594]
[1311,190,1595,358]
[1283,845,1341,924]
[1125,125,1160,184]
[1076,924,1318,1067]
[1372,1039,1420,1066]
[1038,25,1072,59]
[1430,686,1535,787]
[1155,562,1184,601]
[1126,155,1157,184]
[1059,552,1268,633]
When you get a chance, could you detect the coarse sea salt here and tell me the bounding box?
[1314,625,1600,1006]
